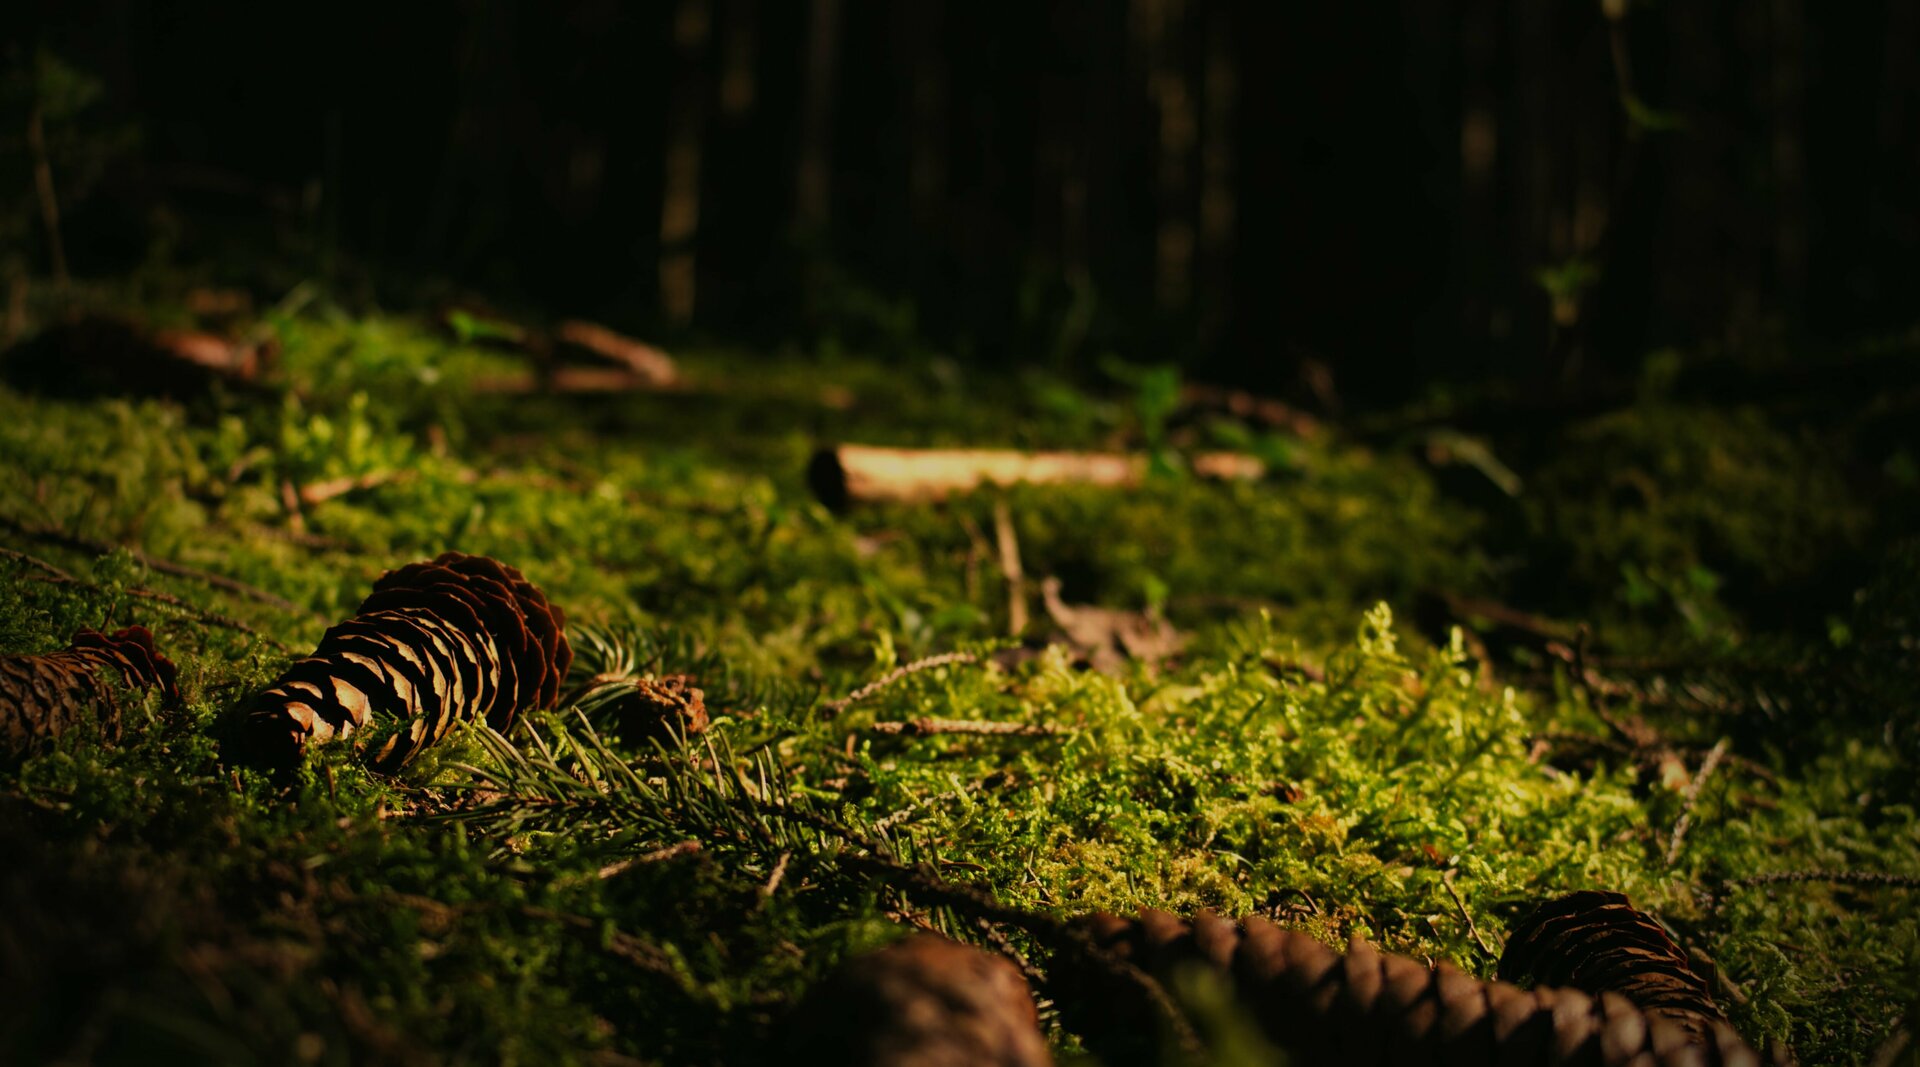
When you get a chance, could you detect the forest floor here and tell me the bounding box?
[1,293,1918,1065]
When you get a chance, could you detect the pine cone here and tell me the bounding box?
[787,933,1053,1067]
[241,552,571,772]
[592,674,708,746]
[1056,909,1760,1067]
[1498,891,1727,1036]
[1,627,180,761]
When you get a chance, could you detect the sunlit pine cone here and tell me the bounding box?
[787,933,1052,1066]
[1,627,180,761]
[241,552,570,772]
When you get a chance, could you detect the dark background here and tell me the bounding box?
[9,0,1919,403]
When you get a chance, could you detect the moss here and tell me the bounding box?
[0,305,1915,1064]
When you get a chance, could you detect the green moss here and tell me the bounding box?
[0,306,1915,1064]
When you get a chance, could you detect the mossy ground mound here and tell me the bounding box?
[2,306,1916,1064]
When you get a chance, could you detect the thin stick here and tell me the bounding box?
[1729,870,1920,892]
[0,514,312,616]
[1529,730,1779,786]
[1442,869,1495,958]
[26,103,69,287]
[0,544,291,650]
[992,499,1028,637]
[975,917,1050,994]
[1667,737,1730,866]
[298,470,408,507]
[760,850,792,901]
[597,840,701,879]
[519,905,686,983]
[819,651,979,718]
[872,787,969,834]
[871,718,1061,739]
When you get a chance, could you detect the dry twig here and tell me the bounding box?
[1668,738,1730,866]
[1442,868,1496,958]
[992,499,1028,637]
[597,840,700,880]
[819,651,981,718]
[0,514,311,616]
[1728,870,1920,893]
[760,850,792,901]
[1,544,290,649]
[871,719,1061,739]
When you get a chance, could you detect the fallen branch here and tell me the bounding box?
[3,316,273,396]
[808,444,1264,508]
[554,319,678,386]
[871,718,1062,739]
[443,309,680,391]
[296,470,410,507]
[469,366,685,395]
[1178,382,1323,439]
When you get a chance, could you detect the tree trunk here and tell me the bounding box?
[1197,2,1235,346]
[1770,0,1807,320]
[905,0,948,231]
[26,104,69,287]
[1457,0,1499,343]
[660,0,712,326]
[719,0,756,119]
[794,0,842,237]
[1136,0,1196,313]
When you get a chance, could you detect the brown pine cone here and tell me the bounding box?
[1,627,180,761]
[1056,909,1759,1067]
[1498,891,1727,1036]
[240,552,571,772]
[591,674,708,746]
[787,933,1053,1067]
